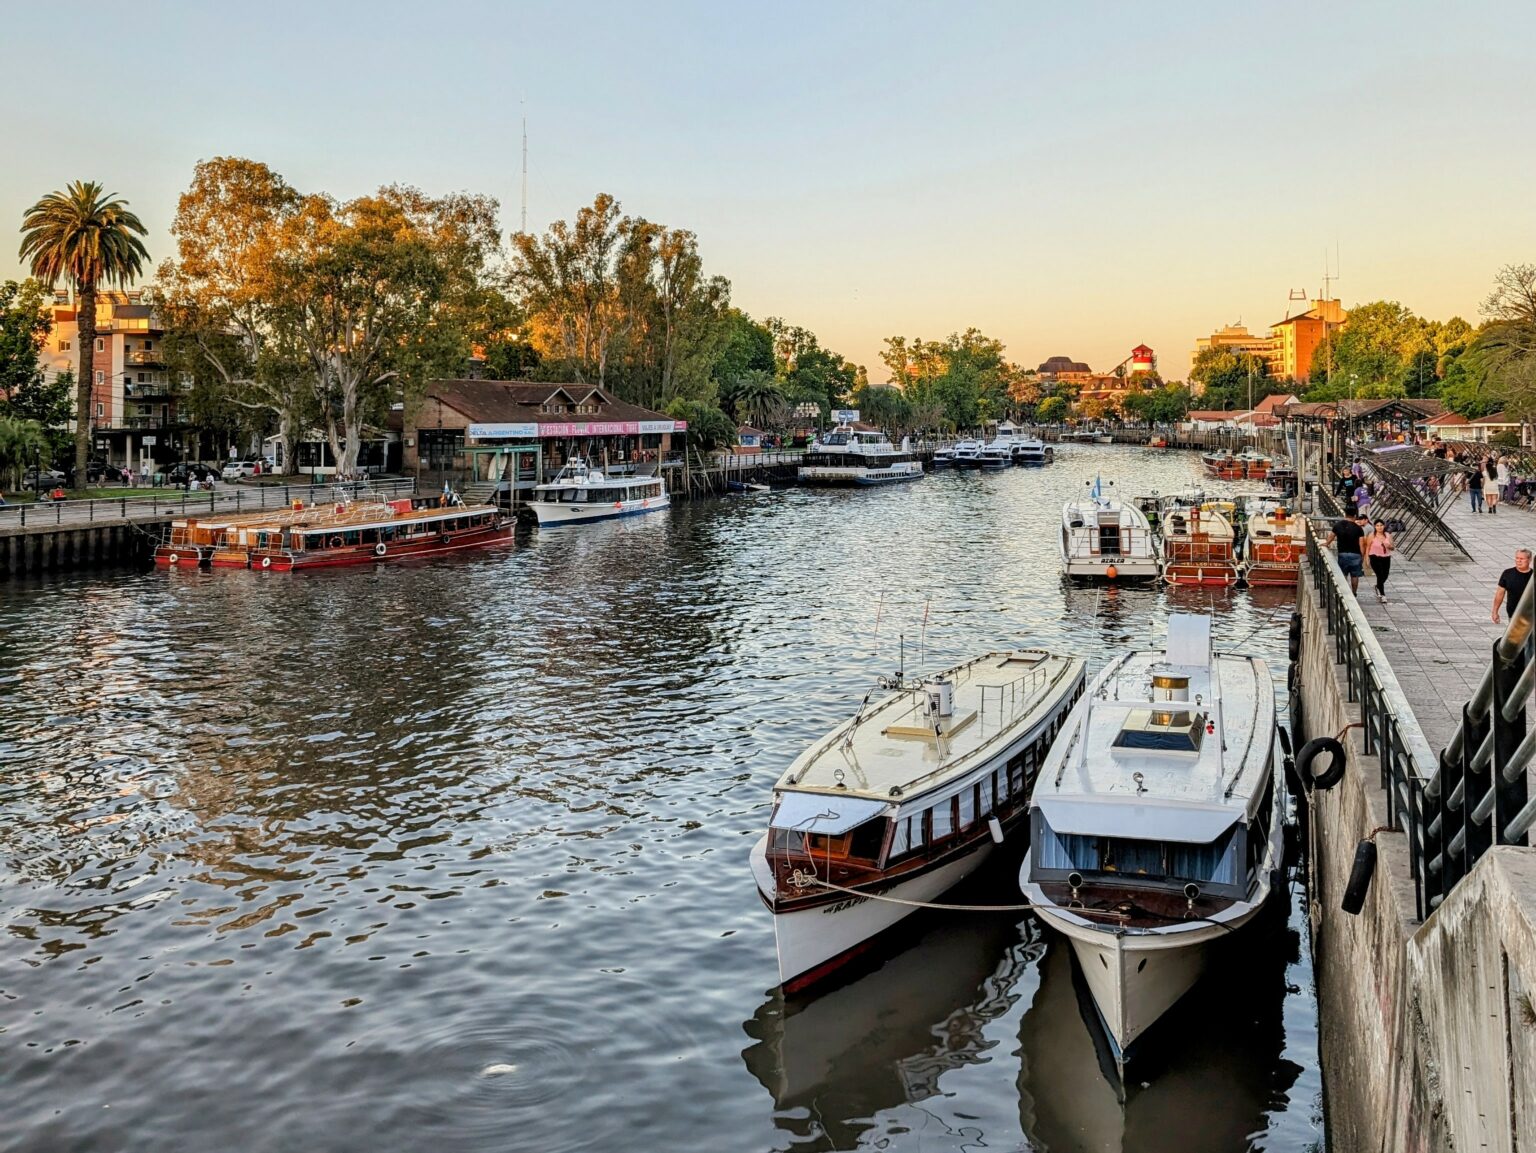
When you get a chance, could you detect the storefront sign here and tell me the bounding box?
[537,420,687,437]
[467,422,539,440]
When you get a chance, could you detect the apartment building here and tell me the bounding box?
[1192,323,1274,364]
[42,290,185,469]
[1265,299,1346,383]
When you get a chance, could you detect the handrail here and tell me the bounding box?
[1303,518,1441,919]
[0,477,417,531]
[1422,558,1536,913]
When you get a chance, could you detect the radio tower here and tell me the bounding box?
[520,100,528,236]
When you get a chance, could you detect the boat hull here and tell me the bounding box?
[1062,555,1160,582]
[257,523,513,570]
[753,835,996,990]
[1162,561,1241,587]
[531,495,670,526]
[799,464,924,486]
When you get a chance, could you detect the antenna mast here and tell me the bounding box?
[520,99,528,235]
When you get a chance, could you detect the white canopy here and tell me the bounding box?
[770,792,888,835]
[1039,798,1239,844]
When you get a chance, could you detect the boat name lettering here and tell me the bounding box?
[821,895,868,915]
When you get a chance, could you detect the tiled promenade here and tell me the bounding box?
[1339,492,1536,754]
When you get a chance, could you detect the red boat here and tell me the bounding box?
[1242,505,1306,586]
[245,503,512,571]
[1161,505,1240,586]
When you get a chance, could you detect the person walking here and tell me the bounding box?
[1354,481,1372,518]
[1469,455,1484,513]
[1493,548,1535,622]
[1325,510,1370,596]
[1367,518,1394,603]
[1484,457,1501,514]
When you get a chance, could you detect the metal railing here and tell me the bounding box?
[1422,574,1536,914]
[0,477,418,531]
[1304,518,1440,919]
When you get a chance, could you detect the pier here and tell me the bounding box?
[1293,489,1536,1152]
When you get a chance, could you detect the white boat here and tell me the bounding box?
[752,650,1087,991]
[1096,434,1114,445]
[1013,436,1052,467]
[1060,479,1159,582]
[949,439,984,470]
[530,459,670,526]
[798,427,924,486]
[1017,615,1283,1066]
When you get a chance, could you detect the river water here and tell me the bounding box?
[0,445,1324,1152]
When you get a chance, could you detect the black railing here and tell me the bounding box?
[1422,576,1536,913]
[1304,518,1439,919]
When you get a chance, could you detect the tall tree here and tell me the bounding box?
[0,279,51,405]
[18,182,149,484]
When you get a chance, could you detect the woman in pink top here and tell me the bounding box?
[1368,518,1394,602]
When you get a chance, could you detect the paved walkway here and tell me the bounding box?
[1338,490,1536,754]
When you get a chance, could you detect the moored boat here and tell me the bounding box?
[1200,449,1243,480]
[1014,436,1052,467]
[1160,503,1240,586]
[532,459,670,525]
[1242,502,1306,586]
[798,427,924,486]
[1234,447,1272,479]
[247,501,511,571]
[1018,614,1283,1067]
[1060,479,1159,582]
[751,649,1087,991]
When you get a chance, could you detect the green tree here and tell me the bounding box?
[1458,265,1536,421]
[0,279,50,401]
[1037,395,1068,423]
[18,181,150,484]
[0,414,50,490]
[1189,347,1268,409]
[728,368,787,429]
[851,383,913,435]
[664,397,736,452]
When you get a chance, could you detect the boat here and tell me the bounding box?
[1096,434,1114,445]
[1017,614,1284,1067]
[244,500,511,571]
[1234,447,1272,479]
[1014,435,1052,467]
[930,444,960,470]
[1148,435,1169,449]
[751,650,1087,991]
[1160,503,1240,586]
[1060,479,1160,582]
[1242,502,1306,587]
[948,439,983,470]
[1200,449,1244,480]
[1064,429,1100,443]
[157,496,410,568]
[976,442,1012,470]
[798,427,924,486]
[727,480,772,494]
[531,459,670,525]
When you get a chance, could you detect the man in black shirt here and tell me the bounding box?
[1493,548,1534,622]
[1326,512,1370,594]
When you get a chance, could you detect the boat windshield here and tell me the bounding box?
[1035,824,1240,888]
[1112,708,1206,753]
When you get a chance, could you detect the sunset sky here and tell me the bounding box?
[4,0,1534,380]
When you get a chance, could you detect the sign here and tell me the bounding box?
[467,422,539,440]
[142,435,157,446]
[536,420,687,437]
[832,409,860,424]
[794,402,820,419]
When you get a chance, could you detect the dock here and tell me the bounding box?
[1293,484,1536,1153]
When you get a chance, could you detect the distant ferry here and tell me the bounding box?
[798,427,923,486]
[531,460,670,526]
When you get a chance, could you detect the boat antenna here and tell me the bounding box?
[919,596,931,673]
[898,633,905,685]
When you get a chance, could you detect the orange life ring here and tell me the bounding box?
[613,501,623,510]
[1275,541,1294,563]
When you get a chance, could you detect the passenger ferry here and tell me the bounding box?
[1019,615,1282,1068]
[752,649,1086,991]
[246,501,511,571]
[1060,478,1159,582]
[797,427,923,486]
[531,459,670,526]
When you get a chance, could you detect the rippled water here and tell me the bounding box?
[0,445,1324,1152]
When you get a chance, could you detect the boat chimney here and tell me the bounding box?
[1151,670,1191,702]
[925,679,954,719]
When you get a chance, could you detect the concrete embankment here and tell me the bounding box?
[1296,566,1536,1152]
[0,520,159,577]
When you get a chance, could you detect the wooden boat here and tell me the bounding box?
[1242,503,1306,586]
[1235,448,1272,479]
[244,501,511,571]
[1161,504,1240,586]
[1200,450,1244,480]
[1061,479,1159,582]
[156,515,248,567]
[751,650,1087,992]
[1018,615,1283,1067]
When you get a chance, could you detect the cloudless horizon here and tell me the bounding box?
[3,0,1534,382]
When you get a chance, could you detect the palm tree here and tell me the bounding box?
[19,182,149,486]
[730,369,787,431]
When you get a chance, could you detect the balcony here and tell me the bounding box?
[125,380,177,399]
[96,415,180,432]
[127,349,165,366]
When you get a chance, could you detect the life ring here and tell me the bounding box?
[330,536,342,548]
[374,543,387,557]
[168,552,180,566]
[1297,736,1346,790]
[261,556,272,569]
[613,501,623,510]
[1275,541,1294,563]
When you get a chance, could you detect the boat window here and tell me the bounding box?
[931,799,956,842]
[1036,829,1099,871]
[1170,831,1240,886]
[769,829,804,854]
[805,817,884,863]
[958,786,976,829]
[1113,709,1206,753]
[995,769,1008,802]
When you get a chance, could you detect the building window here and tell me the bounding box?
[138,373,146,382]
[95,370,104,386]
[96,402,103,418]
[144,339,153,350]
[59,339,71,351]
[96,338,104,352]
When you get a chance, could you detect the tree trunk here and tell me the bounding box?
[75,282,96,488]
[341,380,361,478]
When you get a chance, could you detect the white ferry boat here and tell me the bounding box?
[1060,478,1159,582]
[752,649,1087,991]
[1018,615,1283,1066]
[530,459,670,526]
[798,427,924,486]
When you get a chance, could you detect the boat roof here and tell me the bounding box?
[773,651,1084,809]
[1062,497,1150,527]
[1035,627,1274,834]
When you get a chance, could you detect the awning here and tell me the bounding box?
[770,792,888,835]
[1039,798,1238,844]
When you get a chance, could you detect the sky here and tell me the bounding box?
[3,0,1535,382]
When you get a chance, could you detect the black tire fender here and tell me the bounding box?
[1297,736,1346,790]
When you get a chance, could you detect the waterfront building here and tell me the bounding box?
[40,289,189,471]
[1266,299,1347,383]
[404,379,686,496]
[1037,356,1094,386]
[1193,323,1275,367]
[1466,411,1531,446]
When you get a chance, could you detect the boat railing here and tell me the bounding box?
[980,667,1049,719]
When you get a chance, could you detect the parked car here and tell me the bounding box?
[221,459,265,482]
[23,467,66,491]
[164,462,221,486]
